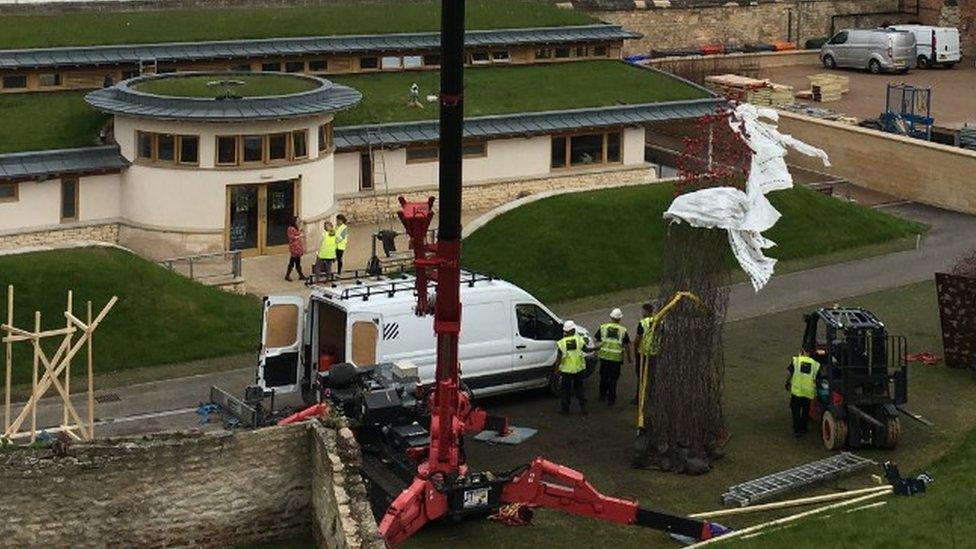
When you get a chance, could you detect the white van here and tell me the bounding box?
[888,25,961,68]
[821,28,916,73]
[257,271,589,402]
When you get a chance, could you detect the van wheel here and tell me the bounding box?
[917,55,930,69]
[822,55,836,69]
[822,410,848,451]
[548,372,562,397]
[868,59,882,74]
[881,416,900,449]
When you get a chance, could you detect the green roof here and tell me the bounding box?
[0,0,595,49]
[132,73,321,98]
[0,62,708,154]
[332,61,710,127]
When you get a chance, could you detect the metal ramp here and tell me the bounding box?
[722,452,875,507]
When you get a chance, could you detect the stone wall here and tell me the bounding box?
[592,0,911,54]
[918,0,976,54]
[0,421,382,549]
[0,223,118,252]
[777,111,976,214]
[337,164,656,224]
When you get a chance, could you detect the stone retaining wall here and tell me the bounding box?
[337,165,657,224]
[0,420,382,549]
[0,223,118,252]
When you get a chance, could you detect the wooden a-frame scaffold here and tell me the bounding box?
[2,285,117,443]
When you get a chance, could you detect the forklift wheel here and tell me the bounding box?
[822,411,848,451]
[882,416,901,449]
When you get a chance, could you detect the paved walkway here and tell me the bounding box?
[10,202,975,438]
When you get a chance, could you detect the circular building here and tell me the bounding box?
[86,72,360,257]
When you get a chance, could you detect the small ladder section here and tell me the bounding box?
[722,452,875,507]
[366,128,393,228]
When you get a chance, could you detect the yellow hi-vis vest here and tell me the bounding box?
[638,316,660,356]
[598,322,627,362]
[336,223,349,251]
[557,334,587,374]
[790,355,820,399]
[318,231,337,260]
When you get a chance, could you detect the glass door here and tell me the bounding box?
[265,180,296,251]
[228,184,259,252]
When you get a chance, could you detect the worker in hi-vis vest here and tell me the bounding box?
[632,301,661,405]
[786,348,822,437]
[334,214,349,274]
[315,220,338,280]
[594,308,632,406]
[554,320,593,416]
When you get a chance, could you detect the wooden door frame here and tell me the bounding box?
[224,178,300,256]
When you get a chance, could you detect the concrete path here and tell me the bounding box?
[9,202,975,438]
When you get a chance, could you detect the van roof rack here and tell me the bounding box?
[309,269,497,301]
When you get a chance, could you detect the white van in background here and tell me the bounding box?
[888,25,961,68]
[257,271,591,402]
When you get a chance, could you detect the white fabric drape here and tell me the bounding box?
[663,104,831,291]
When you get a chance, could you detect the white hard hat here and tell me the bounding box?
[610,308,623,320]
[563,320,576,332]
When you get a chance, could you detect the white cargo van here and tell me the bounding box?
[888,25,961,68]
[821,28,916,73]
[257,271,589,402]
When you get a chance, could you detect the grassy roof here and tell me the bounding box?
[0,62,707,154]
[132,73,320,98]
[0,0,595,49]
[332,61,710,127]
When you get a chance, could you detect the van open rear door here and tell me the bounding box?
[347,312,381,366]
[258,296,305,394]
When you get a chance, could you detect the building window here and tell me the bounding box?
[574,46,587,57]
[593,45,608,57]
[156,133,176,162]
[122,69,140,80]
[318,124,333,153]
[242,135,264,163]
[360,57,379,70]
[491,51,510,63]
[308,59,328,72]
[462,141,487,158]
[38,73,62,87]
[178,135,199,165]
[403,55,423,69]
[284,61,305,73]
[360,152,374,191]
[268,132,289,162]
[2,75,28,89]
[292,130,308,158]
[0,182,17,203]
[551,131,623,169]
[231,63,252,72]
[554,47,571,59]
[406,145,438,163]
[381,56,402,70]
[261,62,282,72]
[423,54,441,66]
[60,178,79,222]
[137,131,153,160]
[470,51,490,65]
[217,136,239,166]
[535,48,552,60]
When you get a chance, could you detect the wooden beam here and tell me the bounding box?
[87,301,94,439]
[30,311,39,443]
[689,485,891,519]
[4,285,12,434]
[64,291,72,428]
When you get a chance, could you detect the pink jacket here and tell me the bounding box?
[287,226,305,257]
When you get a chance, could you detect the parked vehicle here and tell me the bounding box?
[821,28,917,73]
[888,24,961,68]
[257,271,592,403]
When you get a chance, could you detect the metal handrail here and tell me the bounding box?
[159,250,242,281]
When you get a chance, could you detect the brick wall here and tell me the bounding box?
[593,0,910,54]
[337,165,656,224]
[0,223,119,252]
[777,111,976,214]
[918,0,976,54]
[0,421,382,549]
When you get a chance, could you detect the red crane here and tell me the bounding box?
[376,1,718,544]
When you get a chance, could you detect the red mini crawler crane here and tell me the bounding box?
[374,1,718,545]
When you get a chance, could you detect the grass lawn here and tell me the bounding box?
[0,92,107,154]
[133,73,320,98]
[462,184,926,303]
[332,61,709,126]
[0,247,261,385]
[0,0,595,49]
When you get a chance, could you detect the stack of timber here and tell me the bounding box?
[703,74,794,107]
[799,73,850,102]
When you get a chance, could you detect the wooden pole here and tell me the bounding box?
[30,311,40,444]
[64,291,73,428]
[4,285,12,435]
[685,488,893,548]
[689,485,891,519]
[87,301,94,439]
